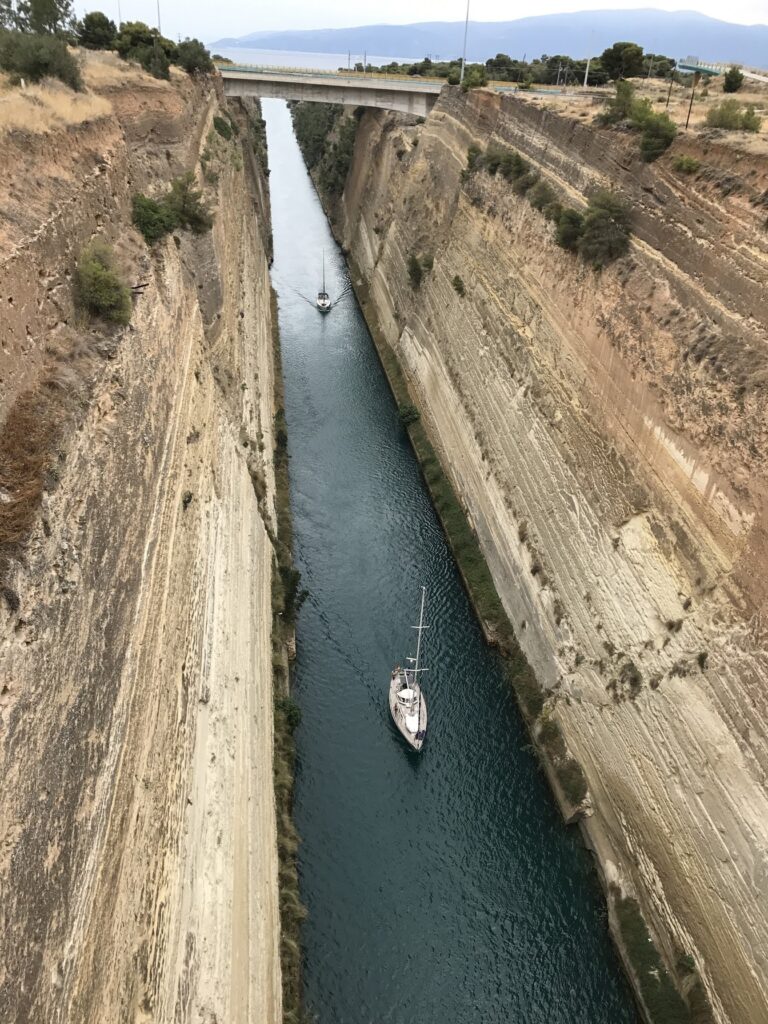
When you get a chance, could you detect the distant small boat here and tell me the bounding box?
[389,587,428,751]
[316,250,331,312]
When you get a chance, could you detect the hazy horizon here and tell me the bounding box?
[73,2,768,46]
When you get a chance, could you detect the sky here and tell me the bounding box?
[82,0,768,45]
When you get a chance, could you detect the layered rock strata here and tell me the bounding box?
[336,89,768,1023]
[0,57,281,1023]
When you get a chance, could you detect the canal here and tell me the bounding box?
[263,98,637,1024]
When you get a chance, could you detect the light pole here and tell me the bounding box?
[459,0,470,85]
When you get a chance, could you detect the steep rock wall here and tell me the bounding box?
[0,59,281,1022]
[337,89,768,1023]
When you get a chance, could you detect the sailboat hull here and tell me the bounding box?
[388,677,427,752]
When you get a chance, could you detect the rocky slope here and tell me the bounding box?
[332,89,768,1022]
[0,56,281,1022]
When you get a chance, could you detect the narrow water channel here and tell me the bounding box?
[264,99,637,1024]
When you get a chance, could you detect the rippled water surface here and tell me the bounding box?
[263,99,637,1024]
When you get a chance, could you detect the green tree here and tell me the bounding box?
[75,239,131,325]
[578,191,631,268]
[15,0,73,34]
[723,65,744,93]
[600,41,644,80]
[0,0,15,28]
[556,208,585,250]
[176,37,213,74]
[77,10,116,49]
[461,63,488,91]
[0,27,81,88]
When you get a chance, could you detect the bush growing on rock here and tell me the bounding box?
[398,403,420,426]
[407,253,423,289]
[0,29,82,90]
[528,179,556,212]
[706,98,762,132]
[132,172,212,245]
[176,37,214,74]
[599,80,676,160]
[75,239,131,325]
[213,114,233,140]
[452,274,466,296]
[556,758,588,805]
[578,190,631,268]
[673,155,701,174]
[555,207,585,251]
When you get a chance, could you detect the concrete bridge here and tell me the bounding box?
[218,64,443,116]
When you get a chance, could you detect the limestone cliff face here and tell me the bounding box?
[337,89,768,1022]
[0,57,281,1022]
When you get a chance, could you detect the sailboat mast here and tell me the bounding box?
[322,249,326,292]
[414,586,426,675]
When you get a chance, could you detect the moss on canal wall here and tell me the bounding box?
[268,286,307,1024]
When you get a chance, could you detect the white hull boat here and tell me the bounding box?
[316,250,332,312]
[389,587,428,752]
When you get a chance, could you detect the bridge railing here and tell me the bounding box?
[216,62,448,85]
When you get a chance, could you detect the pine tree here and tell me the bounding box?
[0,0,17,29]
[15,0,74,34]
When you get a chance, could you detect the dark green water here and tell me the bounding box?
[264,99,637,1024]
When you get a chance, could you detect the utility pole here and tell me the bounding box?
[459,0,470,84]
[583,56,591,87]
[156,0,161,34]
[685,71,700,129]
[117,0,122,27]
[665,72,674,109]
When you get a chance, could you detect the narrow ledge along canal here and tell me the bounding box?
[264,99,637,1024]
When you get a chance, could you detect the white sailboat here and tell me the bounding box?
[316,250,331,312]
[389,587,429,752]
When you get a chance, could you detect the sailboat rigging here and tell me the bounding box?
[388,587,429,751]
[316,250,331,312]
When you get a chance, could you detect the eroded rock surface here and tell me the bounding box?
[338,89,768,1023]
[0,56,281,1022]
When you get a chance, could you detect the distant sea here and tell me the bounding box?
[213,47,420,71]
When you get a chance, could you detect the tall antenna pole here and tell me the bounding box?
[583,56,591,87]
[156,0,161,33]
[459,0,470,85]
[117,0,122,27]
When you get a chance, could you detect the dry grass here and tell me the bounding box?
[0,79,112,135]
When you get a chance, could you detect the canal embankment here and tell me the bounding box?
[287,90,752,1024]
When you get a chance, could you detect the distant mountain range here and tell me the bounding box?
[211,9,768,66]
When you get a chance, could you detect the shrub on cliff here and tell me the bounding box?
[132,172,212,245]
[673,155,700,174]
[637,109,676,161]
[706,98,762,132]
[527,179,556,212]
[407,253,423,289]
[132,193,176,244]
[555,207,585,251]
[76,11,116,49]
[578,190,631,268]
[556,758,588,805]
[452,274,466,296]
[0,29,82,90]
[176,37,214,75]
[75,239,131,325]
[115,20,177,79]
[460,64,487,91]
